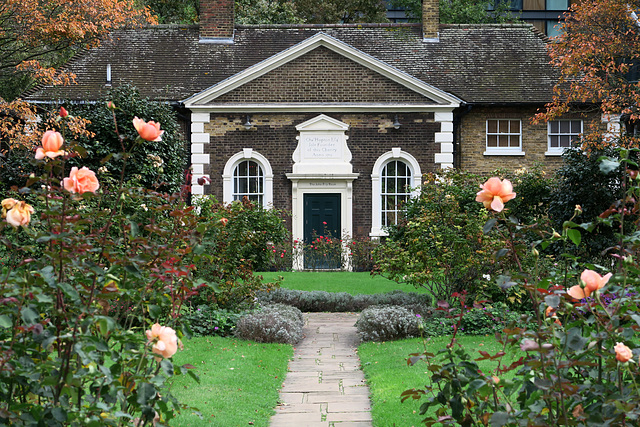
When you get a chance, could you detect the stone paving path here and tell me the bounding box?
[269,312,373,427]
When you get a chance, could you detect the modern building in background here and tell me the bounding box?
[385,0,572,36]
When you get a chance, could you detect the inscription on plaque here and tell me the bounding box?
[301,135,342,160]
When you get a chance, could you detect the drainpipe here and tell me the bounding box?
[453,104,472,169]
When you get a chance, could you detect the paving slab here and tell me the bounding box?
[270,312,373,427]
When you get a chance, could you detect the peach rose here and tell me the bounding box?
[146,323,178,359]
[567,285,589,300]
[63,167,100,194]
[1,198,17,216]
[133,117,164,142]
[4,200,34,227]
[581,269,612,293]
[614,342,633,363]
[475,177,516,212]
[36,130,66,160]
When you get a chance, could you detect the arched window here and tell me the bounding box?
[223,149,273,207]
[233,160,264,204]
[380,160,412,227]
[370,148,421,237]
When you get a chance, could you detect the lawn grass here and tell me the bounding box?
[169,336,292,427]
[258,271,430,295]
[358,335,517,426]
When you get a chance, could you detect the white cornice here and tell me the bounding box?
[186,103,459,113]
[183,32,461,108]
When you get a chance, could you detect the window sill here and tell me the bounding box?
[545,150,566,156]
[483,150,525,156]
[369,229,389,238]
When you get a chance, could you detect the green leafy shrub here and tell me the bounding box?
[180,305,244,337]
[355,305,420,341]
[373,169,504,305]
[548,146,625,259]
[192,196,287,308]
[257,288,432,312]
[234,303,304,344]
[72,84,187,194]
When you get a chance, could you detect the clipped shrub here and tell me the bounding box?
[235,303,304,344]
[356,305,421,341]
[256,288,432,312]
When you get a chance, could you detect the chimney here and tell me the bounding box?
[200,0,234,41]
[422,0,439,41]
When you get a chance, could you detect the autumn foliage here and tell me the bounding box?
[535,0,640,149]
[0,0,156,98]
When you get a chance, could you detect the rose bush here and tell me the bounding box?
[402,148,640,426]
[0,106,209,425]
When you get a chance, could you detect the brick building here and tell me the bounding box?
[26,0,576,267]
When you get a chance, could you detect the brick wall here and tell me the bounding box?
[200,0,234,38]
[216,47,431,104]
[459,106,564,174]
[202,112,438,239]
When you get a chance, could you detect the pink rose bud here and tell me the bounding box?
[59,107,68,118]
[133,117,164,141]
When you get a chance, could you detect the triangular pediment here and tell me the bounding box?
[296,114,349,131]
[183,33,461,109]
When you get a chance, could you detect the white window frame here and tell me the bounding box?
[222,149,274,207]
[370,148,421,237]
[484,119,525,156]
[545,119,583,156]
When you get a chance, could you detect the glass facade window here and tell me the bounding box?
[380,160,412,227]
[233,160,264,204]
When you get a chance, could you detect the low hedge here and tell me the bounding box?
[256,288,432,312]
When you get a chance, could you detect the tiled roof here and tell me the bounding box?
[24,23,557,105]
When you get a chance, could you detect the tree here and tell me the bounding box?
[293,0,387,23]
[0,0,156,100]
[235,0,302,24]
[534,0,640,149]
[390,0,518,24]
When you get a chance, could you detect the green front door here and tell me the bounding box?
[303,193,341,269]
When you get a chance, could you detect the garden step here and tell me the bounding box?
[270,312,373,427]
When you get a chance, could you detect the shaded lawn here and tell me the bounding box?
[169,336,292,427]
[259,271,430,295]
[358,335,518,426]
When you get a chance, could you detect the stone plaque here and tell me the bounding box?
[301,134,343,160]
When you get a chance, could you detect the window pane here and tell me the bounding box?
[571,120,581,133]
[499,121,509,133]
[499,135,509,147]
[547,0,567,9]
[559,135,570,147]
[487,135,498,147]
[386,195,396,210]
[510,120,520,133]
[385,212,396,226]
[550,135,559,148]
[488,120,497,133]
[386,177,396,193]
[237,161,247,176]
[559,121,570,133]
[249,177,258,193]
[549,121,558,133]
